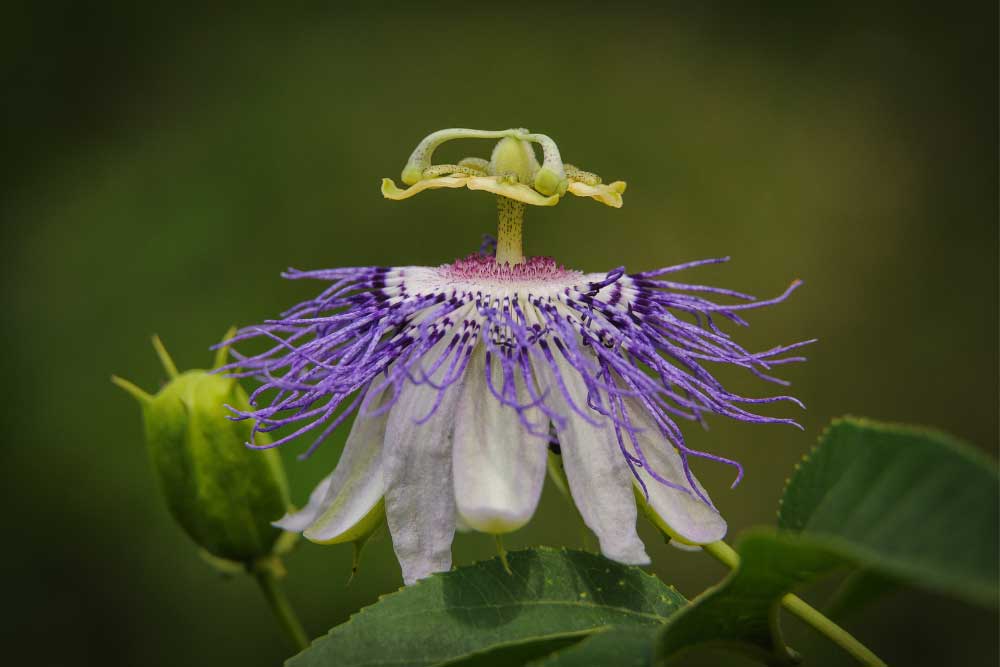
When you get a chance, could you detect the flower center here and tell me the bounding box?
[443,254,575,285]
[382,127,628,265]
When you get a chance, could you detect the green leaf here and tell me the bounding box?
[655,417,999,665]
[779,417,999,606]
[526,626,658,666]
[288,547,686,667]
[823,568,901,621]
[433,631,595,667]
[656,531,842,666]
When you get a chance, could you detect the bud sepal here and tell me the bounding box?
[113,333,294,566]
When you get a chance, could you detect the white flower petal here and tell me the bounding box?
[627,399,727,546]
[272,472,334,532]
[293,386,391,544]
[383,348,467,585]
[534,350,649,565]
[453,347,548,533]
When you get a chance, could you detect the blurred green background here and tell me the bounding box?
[3,3,996,666]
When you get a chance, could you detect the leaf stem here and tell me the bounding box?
[254,568,309,653]
[703,541,886,667]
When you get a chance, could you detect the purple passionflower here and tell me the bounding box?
[220,128,811,584]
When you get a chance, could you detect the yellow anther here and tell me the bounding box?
[458,157,490,172]
[422,164,487,178]
[564,164,602,185]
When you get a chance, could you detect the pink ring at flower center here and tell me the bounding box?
[443,255,573,283]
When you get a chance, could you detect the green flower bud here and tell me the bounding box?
[113,333,293,568]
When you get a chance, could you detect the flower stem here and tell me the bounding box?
[702,540,886,667]
[254,568,309,653]
[495,196,525,265]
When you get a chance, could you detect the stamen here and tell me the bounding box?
[422,164,488,178]
[458,157,490,172]
[564,164,602,185]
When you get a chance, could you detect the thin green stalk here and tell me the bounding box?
[702,541,886,667]
[254,568,309,653]
[495,534,513,575]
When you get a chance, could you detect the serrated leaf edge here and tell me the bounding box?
[777,415,997,527]
[287,547,682,665]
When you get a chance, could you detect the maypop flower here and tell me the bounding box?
[220,128,811,585]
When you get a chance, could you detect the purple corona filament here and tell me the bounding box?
[219,252,811,508]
